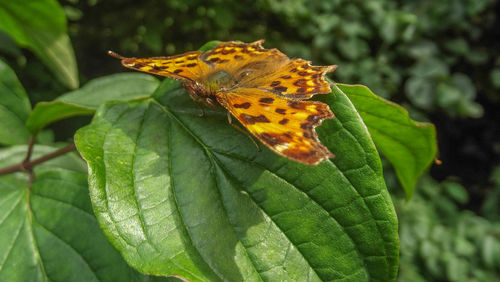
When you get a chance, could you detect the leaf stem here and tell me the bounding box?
[0,142,76,175]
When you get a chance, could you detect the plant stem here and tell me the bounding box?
[23,135,35,164]
[0,143,76,175]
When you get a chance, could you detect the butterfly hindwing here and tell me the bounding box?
[216,88,334,165]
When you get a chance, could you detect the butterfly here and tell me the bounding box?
[108,40,337,165]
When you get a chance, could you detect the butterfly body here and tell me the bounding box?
[109,40,337,165]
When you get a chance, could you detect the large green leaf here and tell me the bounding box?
[26,73,159,132]
[338,84,437,199]
[0,145,146,281]
[0,0,78,89]
[0,59,31,145]
[75,79,399,281]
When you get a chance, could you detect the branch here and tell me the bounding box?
[0,143,76,175]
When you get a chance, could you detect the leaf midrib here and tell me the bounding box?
[154,98,279,280]
[163,102,224,281]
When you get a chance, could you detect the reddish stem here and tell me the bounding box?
[0,143,76,175]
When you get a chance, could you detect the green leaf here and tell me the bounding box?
[338,84,437,199]
[490,68,500,88]
[0,59,31,145]
[0,0,78,89]
[404,77,434,109]
[198,40,220,52]
[442,181,468,204]
[0,145,145,281]
[26,73,159,132]
[75,80,399,281]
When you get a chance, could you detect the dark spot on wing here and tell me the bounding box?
[293,79,306,86]
[186,63,197,67]
[221,48,236,55]
[307,115,320,122]
[234,102,251,109]
[275,108,286,114]
[240,114,271,124]
[279,118,289,125]
[274,86,288,92]
[270,81,281,87]
[259,132,281,146]
[288,101,306,109]
[281,75,292,79]
[300,123,312,129]
[173,69,183,74]
[151,65,163,71]
[259,97,274,104]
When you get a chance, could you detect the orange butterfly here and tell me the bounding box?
[109,40,337,165]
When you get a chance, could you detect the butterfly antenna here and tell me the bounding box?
[107,50,127,60]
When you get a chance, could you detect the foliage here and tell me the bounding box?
[0,59,31,145]
[26,73,159,132]
[0,0,498,281]
[0,145,146,281]
[2,18,427,280]
[393,174,500,281]
[339,84,437,199]
[0,0,79,89]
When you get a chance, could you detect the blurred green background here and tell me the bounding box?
[1,0,499,280]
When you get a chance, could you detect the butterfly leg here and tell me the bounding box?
[226,112,261,151]
[195,103,205,117]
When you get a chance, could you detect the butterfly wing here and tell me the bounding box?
[251,58,337,99]
[216,88,334,165]
[114,51,208,82]
[198,40,291,84]
[199,40,286,71]
[200,40,336,99]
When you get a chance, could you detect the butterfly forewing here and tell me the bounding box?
[199,41,289,82]
[119,51,207,82]
[252,59,337,99]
